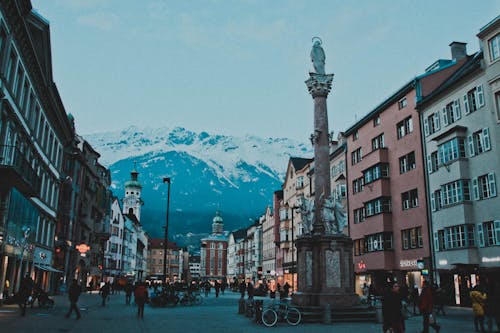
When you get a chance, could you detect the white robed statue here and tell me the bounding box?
[298,197,314,235]
[321,194,347,235]
[310,37,326,75]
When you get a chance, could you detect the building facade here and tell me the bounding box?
[200,211,228,281]
[418,17,500,305]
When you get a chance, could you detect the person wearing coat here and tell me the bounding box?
[65,280,81,319]
[419,280,441,333]
[134,282,149,318]
[382,282,405,333]
[470,285,487,332]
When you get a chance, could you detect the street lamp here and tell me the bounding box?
[162,177,171,283]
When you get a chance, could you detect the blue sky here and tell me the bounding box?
[32,0,500,141]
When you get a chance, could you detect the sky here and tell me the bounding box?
[32,0,500,142]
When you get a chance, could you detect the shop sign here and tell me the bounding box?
[357,261,366,270]
[34,247,52,265]
[438,260,448,266]
[399,259,417,268]
[76,243,90,253]
[482,256,500,263]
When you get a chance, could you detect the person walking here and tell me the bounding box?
[419,280,441,333]
[247,280,254,299]
[470,284,487,332]
[382,282,406,333]
[214,281,220,298]
[134,282,148,319]
[283,281,291,298]
[204,281,210,297]
[124,282,133,305]
[65,279,81,319]
[17,274,34,316]
[411,284,420,315]
[239,281,246,298]
[100,282,110,307]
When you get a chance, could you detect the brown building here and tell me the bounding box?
[200,211,228,281]
[147,238,181,282]
[345,44,470,293]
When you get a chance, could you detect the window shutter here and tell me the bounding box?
[488,173,497,197]
[473,177,480,200]
[468,135,475,157]
[464,94,470,114]
[427,155,433,173]
[477,223,485,247]
[430,192,436,211]
[494,221,500,246]
[476,84,485,107]
[424,118,429,136]
[434,231,439,251]
[453,99,461,119]
[482,128,491,151]
[442,107,449,126]
[434,112,440,130]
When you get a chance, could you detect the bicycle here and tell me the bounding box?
[261,299,301,327]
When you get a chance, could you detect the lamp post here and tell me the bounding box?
[162,177,171,283]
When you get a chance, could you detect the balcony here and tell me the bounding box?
[357,147,389,169]
[0,145,40,196]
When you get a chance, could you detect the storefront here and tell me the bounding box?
[33,246,62,294]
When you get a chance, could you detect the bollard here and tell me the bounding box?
[323,303,332,324]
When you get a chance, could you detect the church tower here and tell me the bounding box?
[123,165,143,221]
[212,211,224,234]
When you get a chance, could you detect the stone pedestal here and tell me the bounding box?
[292,234,360,308]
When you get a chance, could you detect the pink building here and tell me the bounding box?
[345,50,469,293]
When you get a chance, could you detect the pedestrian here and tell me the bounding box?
[124,281,133,305]
[65,279,81,319]
[204,281,210,297]
[470,284,487,333]
[239,281,246,298]
[419,280,441,333]
[247,280,254,299]
[434,285,446,316]
[411,284,420,315]
[221,281,226,295]
[100,282,110,307]
[214,281,220,298]
[134,282,149,318]
[283,281,291,298]
[3,279,10,299]
[17,274,34,316]
[382,281,405,333]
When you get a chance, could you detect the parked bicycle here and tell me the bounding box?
[261,299,301,327]
[179,291,203,306]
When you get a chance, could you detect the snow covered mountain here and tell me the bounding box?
[85,126,312,248]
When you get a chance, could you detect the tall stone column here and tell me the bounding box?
[292,40,358,309]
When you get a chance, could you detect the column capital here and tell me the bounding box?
[305,73,334,98]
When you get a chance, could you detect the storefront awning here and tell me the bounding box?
[34,264,63,273]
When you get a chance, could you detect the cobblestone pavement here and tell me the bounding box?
[0,291,491,333]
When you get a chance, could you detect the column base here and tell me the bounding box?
[292,291,360,308]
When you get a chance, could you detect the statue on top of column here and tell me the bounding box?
[310,37,326,75]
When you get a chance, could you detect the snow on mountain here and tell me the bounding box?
[85,125,312,184]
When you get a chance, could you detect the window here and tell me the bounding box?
[441,179,471,206]
[424,112,440,136]
[489,33,500,61]
[371,133,385,151]
[353,207,366,224]
[365,197,391,217]
[352,177,365,194]
[351,148,362,165]
[397,116,413,139]
[401,189,418,210]
[296,176,304,189]
[398,97,407,109]
[402,227,423,250]
[442,100,461,126]
[366,233,393,252]
[335,183,346,199]
[353,130,359,141]
[463,85,485,114]
[427,151,439,173]
[438,137,466,165]
[364,163,389,184]
[431,189,442,211]
[6,50,17,85]
[495,91,500,122]
[443,224,476,249]
[399,151,416,174]
[472,173,497,200]
[373,116,380,126]
[478,221,500,247]
[354,239,366,256]
[468,128,491,157]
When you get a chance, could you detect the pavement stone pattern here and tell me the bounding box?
[0,291,491,332]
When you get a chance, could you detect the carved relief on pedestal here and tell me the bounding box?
[326,249,340,288]
[306,250,313,288]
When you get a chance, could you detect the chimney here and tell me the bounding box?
[449,42,467,60]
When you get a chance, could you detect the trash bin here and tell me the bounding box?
[254,300,263,323]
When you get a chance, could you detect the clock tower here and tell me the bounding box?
[123,165,143,221]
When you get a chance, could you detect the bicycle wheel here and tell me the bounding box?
[285,307,301,326]
[261,308,278,327]
[194,295,203,305]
